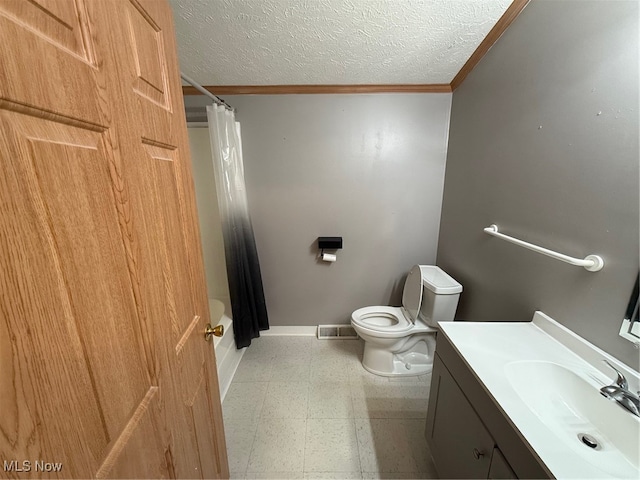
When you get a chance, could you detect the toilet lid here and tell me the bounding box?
[402,265,423,322]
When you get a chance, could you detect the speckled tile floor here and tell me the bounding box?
[222,336,438,479]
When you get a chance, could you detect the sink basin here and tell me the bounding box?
[505,361,640,478]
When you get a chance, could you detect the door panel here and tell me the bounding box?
[0,0,228,477]
[148,150,198,340]
[191,361,228,478]
[0,0,100,126]
[96,387,170,479]
[0,113,109,478]
[12,113,152,436]
[125,0,171,109]
[0,0,94,61]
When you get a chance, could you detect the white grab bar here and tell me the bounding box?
[483,224,604,272]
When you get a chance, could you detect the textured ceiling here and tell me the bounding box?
[169,0,513,86]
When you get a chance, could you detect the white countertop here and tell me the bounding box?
[439,312,640,479]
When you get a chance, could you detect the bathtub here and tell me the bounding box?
[209,299,245,402]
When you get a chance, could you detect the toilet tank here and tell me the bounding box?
[418,266,462,327]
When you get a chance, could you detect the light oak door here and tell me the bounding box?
[0,0,229,478]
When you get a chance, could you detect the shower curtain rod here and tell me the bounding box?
[180,72,235,112]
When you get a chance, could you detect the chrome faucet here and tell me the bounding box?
[599,360,640,417]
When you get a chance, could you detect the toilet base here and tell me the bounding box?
[361,337,434,377]
[361,359,433,377]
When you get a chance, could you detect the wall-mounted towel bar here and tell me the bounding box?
[483,224,604,272]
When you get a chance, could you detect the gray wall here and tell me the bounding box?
[187,94,452,327]
[437,1,639,366]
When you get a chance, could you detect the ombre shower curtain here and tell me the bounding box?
[207,104,269,348]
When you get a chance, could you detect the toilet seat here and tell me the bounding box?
[351,306,414,338]
[351,265,428,339]
[351,305,438,339]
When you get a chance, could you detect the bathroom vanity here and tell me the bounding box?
[425,334,550,478]
[425,312,640,479]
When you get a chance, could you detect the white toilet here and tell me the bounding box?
[351,265,462,377]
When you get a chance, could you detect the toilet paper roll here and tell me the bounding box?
[321,253,337,262]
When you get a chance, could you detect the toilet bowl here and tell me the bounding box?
[351,265,462,377]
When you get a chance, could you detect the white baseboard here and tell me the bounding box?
[260,326,317,336]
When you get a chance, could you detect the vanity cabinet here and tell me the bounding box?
[488,447,518,479]
[425,333,552,479]
[426,354,496,478]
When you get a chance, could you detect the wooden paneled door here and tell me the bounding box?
[0,0,229,478]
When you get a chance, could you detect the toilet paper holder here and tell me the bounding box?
[317,237,342,262]
[317,237,343,250]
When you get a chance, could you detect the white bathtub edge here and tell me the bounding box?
[211,313,245,403]
[218,343,244,403]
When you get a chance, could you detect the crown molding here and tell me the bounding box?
[450,0,530,91]
[182,84,451,95]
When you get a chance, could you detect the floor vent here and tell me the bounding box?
[317,324,358,340]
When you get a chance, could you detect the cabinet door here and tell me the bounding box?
[489,447,518,479]
[425,354,495,479]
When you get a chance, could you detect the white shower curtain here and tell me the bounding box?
[207,104,269,348]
